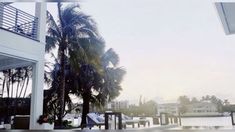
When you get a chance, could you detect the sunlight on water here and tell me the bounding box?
[181,117,232,126]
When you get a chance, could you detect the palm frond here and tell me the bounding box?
[102,48,119,67]
[45,36,58,52]
[46,11,61,38]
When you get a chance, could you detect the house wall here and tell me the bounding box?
[157,103,179,116]
[0,3,46,130]
[0,29,44,61]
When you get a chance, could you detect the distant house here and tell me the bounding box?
[106,100,129,110]
[183,102,219,116]
[157,103,179,116]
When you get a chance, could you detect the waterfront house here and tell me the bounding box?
[0,3,46,129]
[106,100,130,110]
[157,103,179,116]
[183,102,220,116]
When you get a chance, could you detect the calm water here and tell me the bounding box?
[134,117,233,126]
[181,117,232,126]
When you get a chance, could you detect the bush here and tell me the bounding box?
[37,114,54,124]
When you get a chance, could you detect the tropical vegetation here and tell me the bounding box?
[110,100,157,117]
[178,95,233,114]
[0,67,32,123]
[44,3,125,128]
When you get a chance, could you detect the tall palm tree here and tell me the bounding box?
[100,48,126,101]
[46,3,103,127]
[74,48,125,128]
[46,3,126,128]
[43,57,79,119]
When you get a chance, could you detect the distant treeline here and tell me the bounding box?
[178,95,234,113]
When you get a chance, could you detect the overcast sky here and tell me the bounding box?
[13,0,235,104]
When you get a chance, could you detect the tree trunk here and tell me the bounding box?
[1,75,5,97]
[23,76,29,97]
[18,76,26,98]
[57,2,66,128]
[11,70,13,98]
[7,70,10,98]
[58,48,66,128]
[15,71,20,98]
[81,92,90,129]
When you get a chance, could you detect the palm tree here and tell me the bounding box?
[100,48,126,102]
[0,66,32,124]
[46,3,103,127]
[74,48,125,128]
[46,3,126,128]
[0,67,32,98]
[43,57,79,120]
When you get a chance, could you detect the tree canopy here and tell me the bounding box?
[45,3,125,128]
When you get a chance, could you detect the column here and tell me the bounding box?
[29,61,44,129]
[29,2,46,130]
[35,2,46,42]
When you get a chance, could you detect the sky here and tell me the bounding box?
[13,0,235,104]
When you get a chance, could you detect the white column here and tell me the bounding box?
[30,61,44,129]
[35,2,46,43]
[29,2,46,130]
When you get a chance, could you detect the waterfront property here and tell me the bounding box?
[106,100,130,110]
[183,102,220,117]
[0,3,46,129]
[157,103,179,116]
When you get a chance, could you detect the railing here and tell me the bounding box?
[0,3,38,40]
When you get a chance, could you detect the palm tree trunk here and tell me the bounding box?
[23,76,29,98]
[58,48,66,127]
[7,70,10,98]
[18,76,26,98]
[57,2,66,128]
[15,76,20,98]
[11,70,14,98]
[81,92,90,129]
[1,75,5,97]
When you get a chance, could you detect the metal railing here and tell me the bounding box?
[0,3,38,40]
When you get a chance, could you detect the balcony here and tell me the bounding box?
[0,3,38,40]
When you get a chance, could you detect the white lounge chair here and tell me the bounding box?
[86,113,105,129]
[139,117,150,127]
[122,114,140,128]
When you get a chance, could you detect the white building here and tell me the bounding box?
[107,100,129,110]
[157,103,179,116]
[0,3,46,129]
[183,102,219,116]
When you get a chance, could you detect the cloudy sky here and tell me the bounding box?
[13,0,235,104]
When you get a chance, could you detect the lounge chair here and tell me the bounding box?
[122,114,140,128]
[139,117,150,127]
[86,113,105,129]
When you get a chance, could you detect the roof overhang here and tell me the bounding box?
[216,2,235,35]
